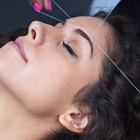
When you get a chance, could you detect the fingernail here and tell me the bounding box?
[45,0,52,12]
[33,2,41,13]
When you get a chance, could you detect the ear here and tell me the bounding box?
[58,106,88,133]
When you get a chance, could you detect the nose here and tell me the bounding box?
[28,21,54,46]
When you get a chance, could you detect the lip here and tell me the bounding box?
[10,38,28,62]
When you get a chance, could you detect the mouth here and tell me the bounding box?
[10,39,28,62]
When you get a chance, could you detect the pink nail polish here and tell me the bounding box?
[45,0,52,12]
[34,2,41,13]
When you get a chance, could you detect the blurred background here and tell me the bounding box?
[0,0,92,31]
[1,0,140,32]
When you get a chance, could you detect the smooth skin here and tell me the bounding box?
[0,16,111,140]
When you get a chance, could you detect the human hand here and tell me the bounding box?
[30,0,52,12]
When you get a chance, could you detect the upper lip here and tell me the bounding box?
[14,38,28,62]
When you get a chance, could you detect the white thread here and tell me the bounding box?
[92,8,115,35]
[52,0,78,25]
[93,38,140,94]
[30,3,65,23]
[30,2,77,28]
[30,1,140,94]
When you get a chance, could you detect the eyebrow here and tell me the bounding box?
[60,21,93,57]
[74,29,93,57]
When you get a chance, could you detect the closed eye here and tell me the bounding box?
[62,42,78,57]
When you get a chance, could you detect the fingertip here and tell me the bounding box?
[33,2,41,12]
[44,0,52,12]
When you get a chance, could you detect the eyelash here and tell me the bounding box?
[62,42,78,57]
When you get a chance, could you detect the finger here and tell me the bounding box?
[44,0,52,12]
[30,0,44,11]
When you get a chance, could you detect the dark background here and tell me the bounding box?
[0,0,92,31]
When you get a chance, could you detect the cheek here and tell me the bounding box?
[8,57,78,115]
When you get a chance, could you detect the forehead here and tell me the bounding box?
[65,16,112,52]
[65,17,112,84]
[66,16,110,35]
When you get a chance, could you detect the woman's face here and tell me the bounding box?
[0,16,110,116]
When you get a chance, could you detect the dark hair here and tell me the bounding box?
[47,13,140,140]
[0,13,140,140]
[81,13,140,140]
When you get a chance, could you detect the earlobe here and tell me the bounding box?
[58,107,88,133]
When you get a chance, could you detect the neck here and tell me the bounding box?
[0,86,57,140]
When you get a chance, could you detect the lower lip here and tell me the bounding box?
[9,41,27,62]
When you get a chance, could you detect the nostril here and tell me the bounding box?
[31,29,36,40]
